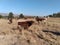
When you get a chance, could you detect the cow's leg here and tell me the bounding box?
[40,20,44,25]
[43,20,46,25]
[37,20,40,24]
[17,25,24,35]
[17,25,21,30]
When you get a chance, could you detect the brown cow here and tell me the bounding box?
[35,17,47,24]
[17,19,34,31]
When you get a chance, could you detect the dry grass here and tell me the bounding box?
[0,18,60,45]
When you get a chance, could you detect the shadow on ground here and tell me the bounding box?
[43,30,60,36]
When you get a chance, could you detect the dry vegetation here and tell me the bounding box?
[0,18,60,45]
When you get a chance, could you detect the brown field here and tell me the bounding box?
[0,18,60,45]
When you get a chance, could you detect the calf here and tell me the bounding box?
[8,18,13,24]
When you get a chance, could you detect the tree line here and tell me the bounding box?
[0,12,60,19]
[0,12,24,19]
[48,12,60,17]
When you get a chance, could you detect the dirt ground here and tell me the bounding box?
[0,18,60,45]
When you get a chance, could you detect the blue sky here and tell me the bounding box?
[0,0,60,16]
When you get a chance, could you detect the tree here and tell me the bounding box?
[0,15,3,18]
[48,15,53,17]
[52,12,60,17]
[19,13,24,18]
[8,12,14,19]
[56,12,60,17]
[53,13,56,17]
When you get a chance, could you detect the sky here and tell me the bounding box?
[0,0,60,16]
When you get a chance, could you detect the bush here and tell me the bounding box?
[19,13,24,18]
[0,15,3,18]
[8,12,14,19]
[48,15,53,17]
